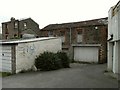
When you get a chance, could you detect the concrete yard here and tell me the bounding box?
[2,63,119,88]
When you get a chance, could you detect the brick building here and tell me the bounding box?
[40,17,108,63]
[2,17,40,39]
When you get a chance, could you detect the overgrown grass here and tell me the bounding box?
[0,72,12,77]
[0,72,2,77]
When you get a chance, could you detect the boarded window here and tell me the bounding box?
[77,31,82,43]
[61,36,65,43]
[48,31,53,37]
[60,31,65,43]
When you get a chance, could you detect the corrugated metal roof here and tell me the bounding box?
[0,37,57,45]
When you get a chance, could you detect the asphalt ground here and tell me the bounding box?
[2,63,119,88]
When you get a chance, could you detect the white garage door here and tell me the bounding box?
[74,46,99,63]
[0,46,12,73]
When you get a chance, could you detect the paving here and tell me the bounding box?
[2,63,119,88]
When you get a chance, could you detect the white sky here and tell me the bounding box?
[0,0,119,30]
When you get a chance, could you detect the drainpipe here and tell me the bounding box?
[70,27,72,44]
[17,20,20,38]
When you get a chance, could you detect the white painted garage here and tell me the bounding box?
[0,46,12,73]
[0,37,62,73]
[73,44,101,63]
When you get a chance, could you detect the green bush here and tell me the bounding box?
[57,51,70,68]
[35,51,70,71]
[35,52,62,71]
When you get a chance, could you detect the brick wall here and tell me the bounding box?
[40,18,108,63]
[2,18,39,39]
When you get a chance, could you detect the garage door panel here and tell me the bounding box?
[74,47,99,63]
[0,46,12,73]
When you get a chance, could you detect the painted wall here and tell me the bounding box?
[16,38,62,73]
[113,42,118,73]
[118,10,120,40]
[118,41,120,74]
[108,5,120,41]
[107,42,113,71]
[108,2,120,74]
[0,45,2,72]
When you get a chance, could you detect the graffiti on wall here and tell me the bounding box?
[27,44,36,55]
[18,44,36,56]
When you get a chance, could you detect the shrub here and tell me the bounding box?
[35,52,62,71]
[57,51,70,68]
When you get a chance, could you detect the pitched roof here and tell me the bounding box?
[42,17,108,30]
[20,18,39,26]
[2,17,39,26]
[21,29,37,35]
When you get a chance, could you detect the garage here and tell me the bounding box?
[0,45,13,73]
[0,37,62,74]
[73,44,101,63]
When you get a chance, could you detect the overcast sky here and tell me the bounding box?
[0,0,119,30]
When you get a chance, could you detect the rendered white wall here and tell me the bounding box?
[118,41,120,74]
[108,2,120,74]
[107,40,120,74]
[74,47,99,63]
[16,38,62,73]
[113,42,118,73]
[108,7,120,41]
[0,45,2,72]
[107,42,113,71]
[118,10,120,40]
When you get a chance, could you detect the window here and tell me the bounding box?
[95,26,98,30]
[5,24,8,34]
[77,31,82,43]
[14,34,17,37]
[14,22,18,28]
[20,34,23,38]
[5,35,8,39]
[48,31,53,37]
[60,31,65,36]
[24,22,27,29]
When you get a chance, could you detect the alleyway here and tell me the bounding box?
[2,63,119,88]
